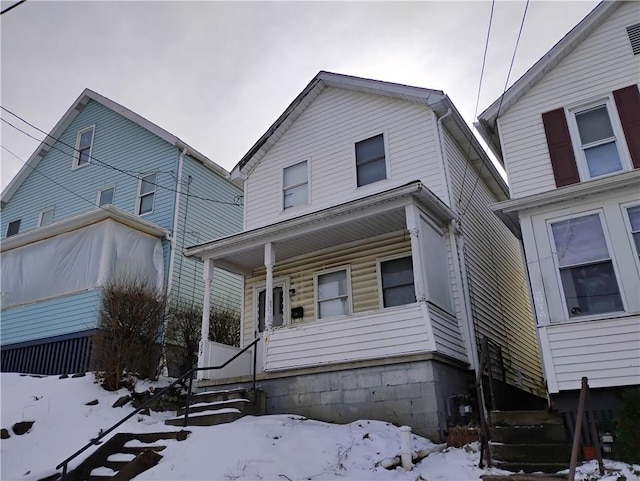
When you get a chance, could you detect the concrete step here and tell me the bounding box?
[177,398,252,416]
[492,443,572,464]
[490,425,567,444]
[490,411,563,427]
[189,388,248,405]
[165,408,243,427]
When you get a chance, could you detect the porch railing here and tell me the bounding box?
[55,337,260,481]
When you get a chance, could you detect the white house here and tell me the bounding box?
[185,71,545,440]
[477,1,639,422]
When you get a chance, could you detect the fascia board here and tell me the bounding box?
[477,1,620,130]
[1,205,168,253]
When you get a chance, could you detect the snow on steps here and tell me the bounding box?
[165,387,264,427]
[62,430,189,481]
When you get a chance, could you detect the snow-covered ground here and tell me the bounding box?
[1,372,638,481]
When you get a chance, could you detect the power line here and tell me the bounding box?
[1,144,111,213]
[459,0,530,219]
[456,0,496,213]
[1,0,26,16]
[0,107,242,207]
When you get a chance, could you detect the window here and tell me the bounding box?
[355,133,387,187]
[571,102,624,179]
[550,213,623,317]
[380,256,415,308]
[626,205,640,260]
[38,208,54,227]
[73,126,94,168]
[316,268,350,319]
[6,219,21,237]
[137,173,156,215]
[283,160,308,209]
[257,287,284,332]
[98,186,115,207]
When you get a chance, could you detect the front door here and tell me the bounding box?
[257,286,284,332]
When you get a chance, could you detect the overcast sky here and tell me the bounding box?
[1,0,600,191]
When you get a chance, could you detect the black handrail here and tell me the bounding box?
[55,337,260,480]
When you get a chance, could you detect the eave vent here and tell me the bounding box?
[627,23,640,55]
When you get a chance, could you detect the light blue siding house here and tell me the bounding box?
[0,89,243,375]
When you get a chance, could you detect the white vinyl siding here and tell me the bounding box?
[498,2,640,198]
[445,129,544,394]
[539,316,640,392]
[244,87,442,230]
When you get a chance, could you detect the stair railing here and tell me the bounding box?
[568,377,604,481]
[55,337,260,481]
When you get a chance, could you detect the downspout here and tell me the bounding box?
[435,107,480,372]
[166,147,187,299]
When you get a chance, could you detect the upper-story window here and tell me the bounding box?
[38,207,54,227]
[98,186,115,207]
[6,219,21,237]
[550,212,623,318]
[73,126,95,169]
[283,160,308,209]
[355,133,387,187]
[137,173,156,215]
[569,101,626,179]
[315,267,351,319]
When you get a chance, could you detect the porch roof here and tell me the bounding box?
[184,181,455,275]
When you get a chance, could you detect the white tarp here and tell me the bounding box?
[1,219,164,308]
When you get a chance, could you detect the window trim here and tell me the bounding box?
[97,185,116,207]
[6,218,21,237]
[565,98,631,181]
[253,277,290,332]
[72,125,95,169]
[282,159,310,211]
[314,265,352,320]
[136,172,157,216]
[353,131,390,188]
[546,209,626,320]
[38,207,55,227]
[621,200,640,276]
[376,254,416,309]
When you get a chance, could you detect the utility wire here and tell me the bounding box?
[1,107,242,207]
[1,0,26,15]
[459,0,530,218]
[1,144,111,213]
[456,0,496,213]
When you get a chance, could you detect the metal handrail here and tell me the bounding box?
[55,337,260,480]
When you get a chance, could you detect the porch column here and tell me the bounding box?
[264,243,275,330]
[405,204,427,302]
[198,258,213,368]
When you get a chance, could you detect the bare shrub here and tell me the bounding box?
[93,274,166,390]
[164,300,241,376]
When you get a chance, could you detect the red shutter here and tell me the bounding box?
[542,108,580,187]
[613,85,640,169]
